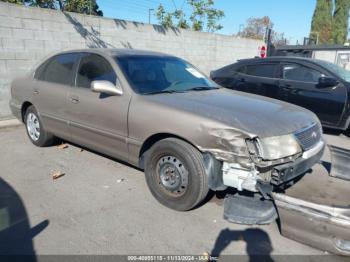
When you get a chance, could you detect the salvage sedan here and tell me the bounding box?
[10,49,325,211]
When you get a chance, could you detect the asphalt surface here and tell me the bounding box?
[0,125,349,258]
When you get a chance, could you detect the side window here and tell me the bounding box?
[76,53,116,89]
[282,64,324,83]
[34,59,50,80]
[245,64,278,78]
[42,53,79,85]
[236,65,246,74]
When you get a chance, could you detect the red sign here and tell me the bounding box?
[260,46,267,58]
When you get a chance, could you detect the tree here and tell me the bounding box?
[64,0,103,16]
[239,16,288,45]
[0,0,103,16]
[239,16,273,40]
[310,0,333,44]
[155,0,224,32]
[25,0,56,9]
[156,4,175,27]
[1,0,24,4]
[332,0,350,44]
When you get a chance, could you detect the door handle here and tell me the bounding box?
[70,95,80,104]
[281,84,292,90]
[33,89,39,95]
[239,78,246,83]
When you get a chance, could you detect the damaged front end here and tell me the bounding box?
[204,122,325,196]
[202,122,350,255]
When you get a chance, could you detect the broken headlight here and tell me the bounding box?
[248,134,302,160]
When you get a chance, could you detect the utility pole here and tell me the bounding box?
[90,0,92,15]
[238,24,244,36]
[148,8,154,24]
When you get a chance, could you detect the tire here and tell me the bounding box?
[144,138,209,211]
[24,105,55,147]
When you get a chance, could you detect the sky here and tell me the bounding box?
[98,0,317,44]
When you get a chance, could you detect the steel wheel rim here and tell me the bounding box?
[26,112,40,141]
[156,155,189,197]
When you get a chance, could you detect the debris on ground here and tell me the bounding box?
[51,170,65,180]
[57,143,68,149]
[117,178,125,183]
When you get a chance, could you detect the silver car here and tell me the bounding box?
[10,49,325,212]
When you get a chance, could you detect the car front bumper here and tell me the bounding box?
[270,140,325,186]
[221,140,325,192]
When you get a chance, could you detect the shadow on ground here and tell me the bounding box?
[211,228,274,261]
[0,178,49,260]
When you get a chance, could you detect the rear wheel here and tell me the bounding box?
[144,138,209,211]
[24,105,55,147]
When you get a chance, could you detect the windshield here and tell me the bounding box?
[317,60,350,82]
[115,55,219,94]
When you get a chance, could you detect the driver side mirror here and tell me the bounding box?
[317,76,339,88]
[91,80,123,96]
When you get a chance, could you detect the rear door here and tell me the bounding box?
[234,63,281,99]
[66,52,130,161]
[279,62,346,126]
[33,53,79,139]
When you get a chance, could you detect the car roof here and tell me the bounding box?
[56,48,173,58]
[237,56,326,65]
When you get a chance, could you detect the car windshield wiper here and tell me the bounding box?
[185,86,220,92]
[143,90,183,95]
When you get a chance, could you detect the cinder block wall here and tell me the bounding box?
[0,2,264,119]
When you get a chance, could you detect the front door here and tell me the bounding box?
[235,63,281,99]
[279,63,347,126]
[66,53,130,161]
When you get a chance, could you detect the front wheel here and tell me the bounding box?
[144,138,209,211]
[24,105,55,147]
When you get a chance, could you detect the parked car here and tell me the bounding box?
[10,49,325,212]
[210,57,350,131]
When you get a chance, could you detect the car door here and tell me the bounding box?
[66,52,130,161]
[234,63,281,99]
[279,62,347,126]
[32,53,79,140]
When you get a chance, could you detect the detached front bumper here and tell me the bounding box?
[273,164,350,255]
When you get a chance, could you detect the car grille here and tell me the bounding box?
[294,123,322,151]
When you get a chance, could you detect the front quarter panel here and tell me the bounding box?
[127,95,253,167]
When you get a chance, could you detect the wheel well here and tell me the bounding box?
[138,133,198,169]
[21,102,33,122]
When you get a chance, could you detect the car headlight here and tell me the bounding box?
[256,134,302,160]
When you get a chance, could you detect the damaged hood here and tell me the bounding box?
[144,88,319,138]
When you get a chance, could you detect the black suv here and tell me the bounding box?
[211,57,350,131]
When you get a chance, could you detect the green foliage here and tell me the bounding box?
[0,0,103,16]
[310,0,334,44]
[1,0,24,4]
[25,0,56,9]
[155,0,224,32]
[64,0,102,16]
[332,0,350,44]
[156,4,174,27]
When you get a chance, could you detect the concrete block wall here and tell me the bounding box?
[0,2,264,119]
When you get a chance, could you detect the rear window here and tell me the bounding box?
[39,53,79,85]
[245,64,278,78]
